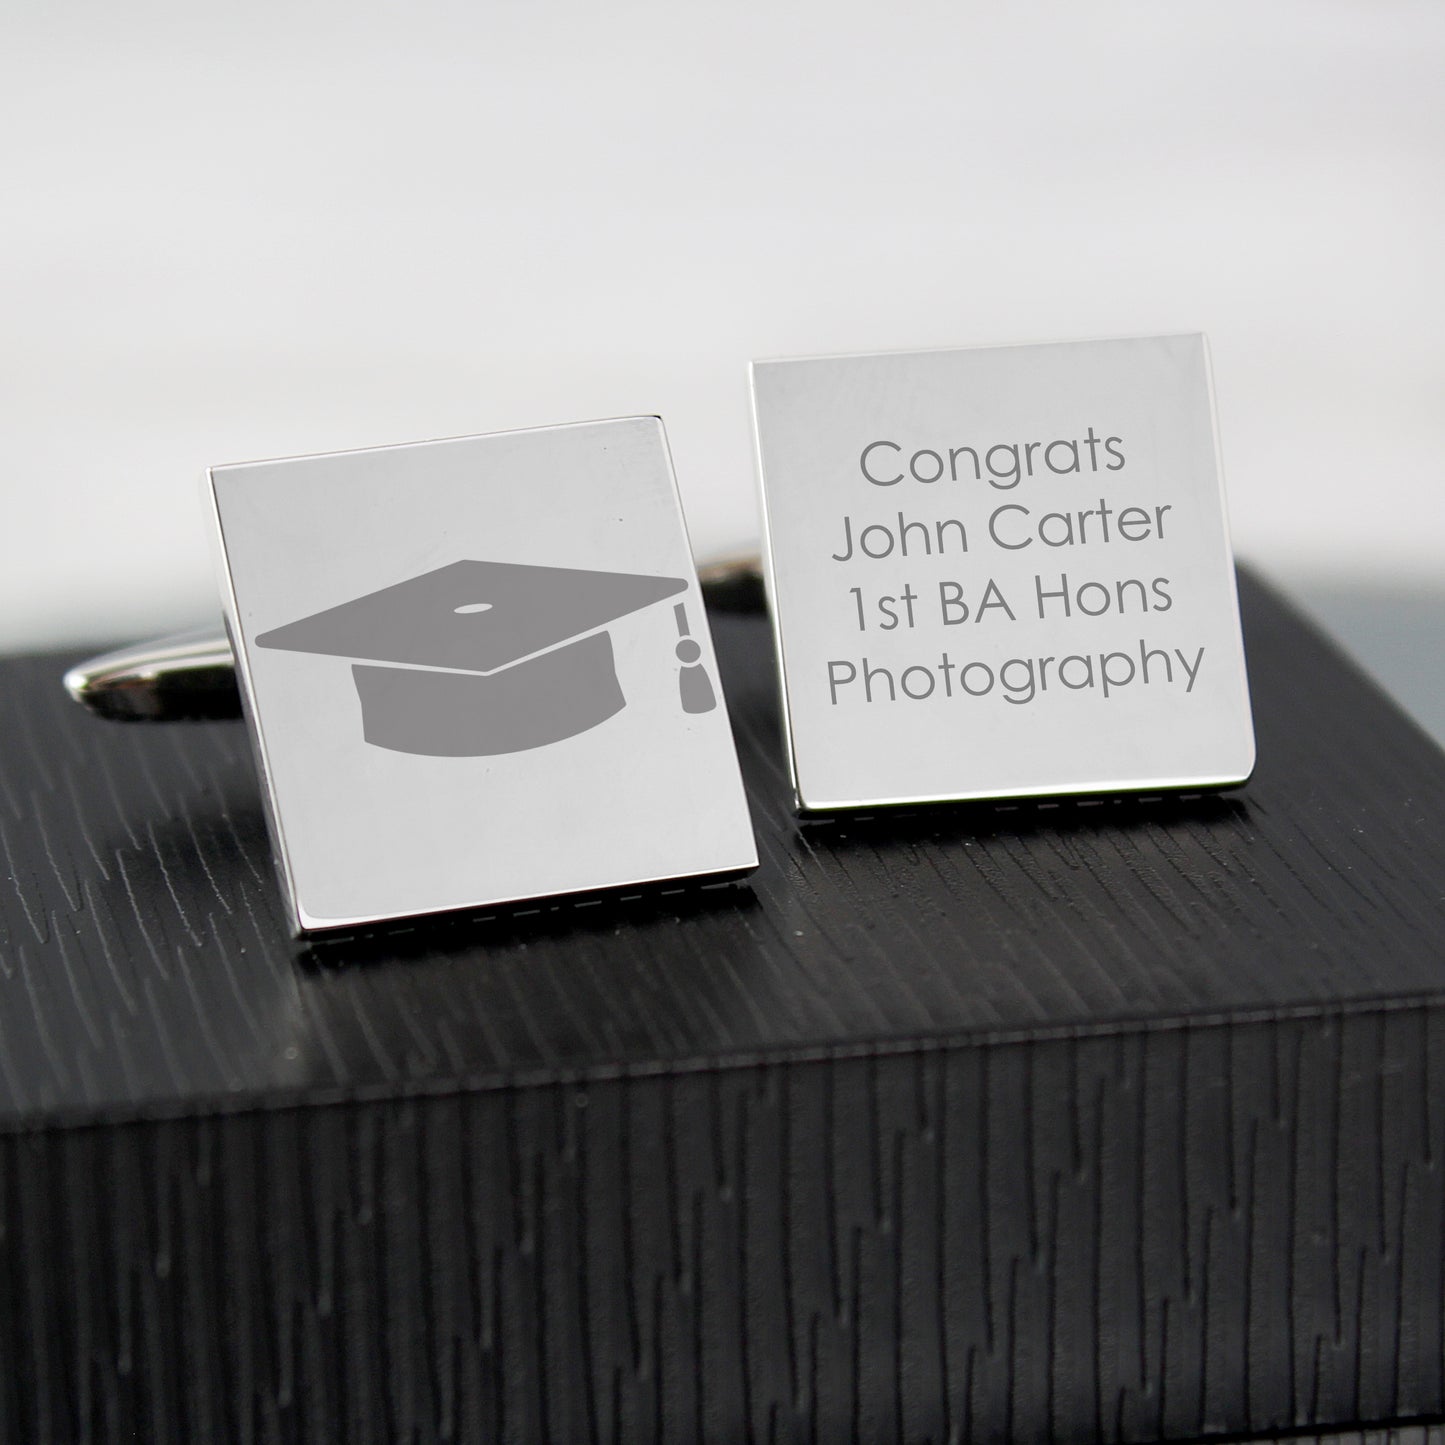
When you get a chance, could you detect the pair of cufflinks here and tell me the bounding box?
[67,335,1255,935]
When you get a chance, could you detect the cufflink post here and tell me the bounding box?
[62,627,242,722]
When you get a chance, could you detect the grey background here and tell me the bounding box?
[1,2,1441,643]
[1282,575,1445,749]
[0,2,1438,748]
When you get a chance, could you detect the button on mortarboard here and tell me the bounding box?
[255,559,690,757]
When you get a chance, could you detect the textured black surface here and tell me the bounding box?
[7,1014,1445,1443]
[2,571,1445,1443]
[0,571,1442,1129]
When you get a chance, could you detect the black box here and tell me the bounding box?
[2,572,1443,1444]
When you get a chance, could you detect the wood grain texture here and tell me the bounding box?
[0,570,1443,1442]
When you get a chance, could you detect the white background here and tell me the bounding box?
[2,0,1441,652]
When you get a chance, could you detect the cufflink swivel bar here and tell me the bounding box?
[64,555,766,723]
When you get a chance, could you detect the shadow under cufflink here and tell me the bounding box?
[795,788,1250,854]
[294,869,760,973]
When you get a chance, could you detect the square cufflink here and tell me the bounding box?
[750,335,1256,812]
[189,417,757,934]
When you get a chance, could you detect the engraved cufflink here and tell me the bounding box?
[70,419,758,934]
[750,334,1256,811]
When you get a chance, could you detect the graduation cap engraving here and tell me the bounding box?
[255,558,709,757]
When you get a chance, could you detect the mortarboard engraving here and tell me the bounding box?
[253,559,708,756]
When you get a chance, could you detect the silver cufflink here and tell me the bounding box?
[751,334,1256,811]
[67,333,1258,930]
[69,419,759,935]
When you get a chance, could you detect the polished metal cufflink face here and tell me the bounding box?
[199,418,756,934]
[751,335,1256,812]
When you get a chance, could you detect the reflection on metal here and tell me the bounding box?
[63,628,242,721]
